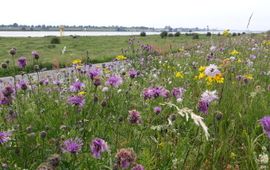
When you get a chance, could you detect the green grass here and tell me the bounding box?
[1,34,270,169]
[0,35,212,76]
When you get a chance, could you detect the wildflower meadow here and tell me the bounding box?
[0,32,270,169]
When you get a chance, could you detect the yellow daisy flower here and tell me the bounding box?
[230,50,240,56]
[115,55,127,61]
[175,71,184,78]
[78,91,86,96]
[72,59,82,65]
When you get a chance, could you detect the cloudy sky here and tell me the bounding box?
[0,0,269,31]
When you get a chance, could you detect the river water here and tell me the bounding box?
[0,31,160,37]
[0,31,245,37]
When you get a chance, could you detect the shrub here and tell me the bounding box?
[174,32,181,37]
[242,32,246,35]
[232,33,237,36]
[50,37,61,44]
[192,33,199,39]
[266,30,270,38]
[160,31,168,38]
[217,33,221,36]
[48,44,56,49]
[206,32,211,37]
[140,32,146,37]
[168,33,174,37]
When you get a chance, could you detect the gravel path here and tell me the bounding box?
[0,61,121,90]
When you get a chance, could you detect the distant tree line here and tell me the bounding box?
[0,23,216,32]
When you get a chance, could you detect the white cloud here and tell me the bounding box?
[0,0,269,30]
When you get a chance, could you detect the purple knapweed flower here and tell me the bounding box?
[93,77,101,87]
[115,148,137,169]
[128,69,139,79]
[143,86,169,100]
[172,87,185,99]
[90,138,108,158]
[143,87,156,100]
[105,75,123,87]
[155,87,169,98]
[32,51,40,60]
[132,164,145,170]
[62,138,83,154]
[154,106,161,114]
[88,67,102,80]
[198,90,218,114]
[198,100,209,114]
[39,79,49,86]
[0,131,12,144]
[2,85,14,97]
[204,64,220,77]
[17,57,27,69]
[250,54,256,60]
[16,80,28,90]
[70,80,85,92]
[53,80,62,86]
[67,95,85,107]
[0,97,11,105]
[128,110,142,124]
[201,90,218,103]
[260,116,270,138]
[0,91,12,105]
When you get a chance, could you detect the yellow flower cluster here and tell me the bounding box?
[72,59,82,65]
[175,71,184,78]
[72,59,83,69]
[244,74,253,80]
[223,29,231,37]
[230,50,240,56]
[178,48,185,52]
[262,40,270,47]
[78,91,86,96]
[196,66,224,84]
[115,55,127,61]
